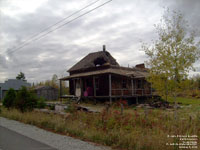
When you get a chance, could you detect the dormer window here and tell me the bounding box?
[94,57,106,67]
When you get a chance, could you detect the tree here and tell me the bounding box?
[16,72,26,81]
[51,74,58,88]
[142,10,200,101]
[14,86,37,112]
[3,88,16,109]
[35,74,59,88]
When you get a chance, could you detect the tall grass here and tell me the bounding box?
[168,97,200,105]
[1,106,200,150]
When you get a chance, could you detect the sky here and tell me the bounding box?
[0,0,200,83]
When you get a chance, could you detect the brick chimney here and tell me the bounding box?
[103,45,106,52]
[135,63,145,69]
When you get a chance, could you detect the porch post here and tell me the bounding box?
[93,76,96,97]
[80,78,83,97]
[134,79,136,95]
[109,74,112,104]
[131,78,133,96]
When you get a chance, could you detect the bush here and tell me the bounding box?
[36,97,46,108]
[14,86,37,112]
[3,88,16,109]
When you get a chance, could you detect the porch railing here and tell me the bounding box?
[111,89,151,96]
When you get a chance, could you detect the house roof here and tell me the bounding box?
[68,51,119,72]
[0,79,31,90]
[61,66,148,80]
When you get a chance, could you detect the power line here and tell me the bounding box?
[4,0,101,54]
[5,0,112,55]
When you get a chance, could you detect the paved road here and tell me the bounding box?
[0,126,57,150]
[0,117,110,150]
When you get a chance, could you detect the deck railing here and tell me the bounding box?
[111,89,151,96]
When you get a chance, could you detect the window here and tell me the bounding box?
[122,79,127,89]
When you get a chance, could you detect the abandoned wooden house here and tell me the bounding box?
[60,46,152,103]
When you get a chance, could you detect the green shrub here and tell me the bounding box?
[14,86,37,112]
[36,97,46,108]
[3,88,16,109]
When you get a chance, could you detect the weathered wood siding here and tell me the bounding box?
[36,88,58,100]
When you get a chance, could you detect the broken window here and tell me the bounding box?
[94,57,106,67]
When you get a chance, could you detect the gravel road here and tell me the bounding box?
[0,117,110,150]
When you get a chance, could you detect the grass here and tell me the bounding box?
[1,102,200,150]
[168,97,200,105]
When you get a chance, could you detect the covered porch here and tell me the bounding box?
[59,70,152,103]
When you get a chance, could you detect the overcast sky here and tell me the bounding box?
[0,0,200,83]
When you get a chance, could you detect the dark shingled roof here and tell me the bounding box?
[61,66,149,80]
[68,51,119,72]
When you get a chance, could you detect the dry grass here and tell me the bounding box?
[0,105,200,150]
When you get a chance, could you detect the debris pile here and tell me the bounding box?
[136,100,174,109]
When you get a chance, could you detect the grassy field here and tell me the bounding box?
[0,97,200,150]
[168,97,200,105]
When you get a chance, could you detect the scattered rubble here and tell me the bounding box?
[34,103,100,119]
[76,106,100,113]
[136,100,175,109]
